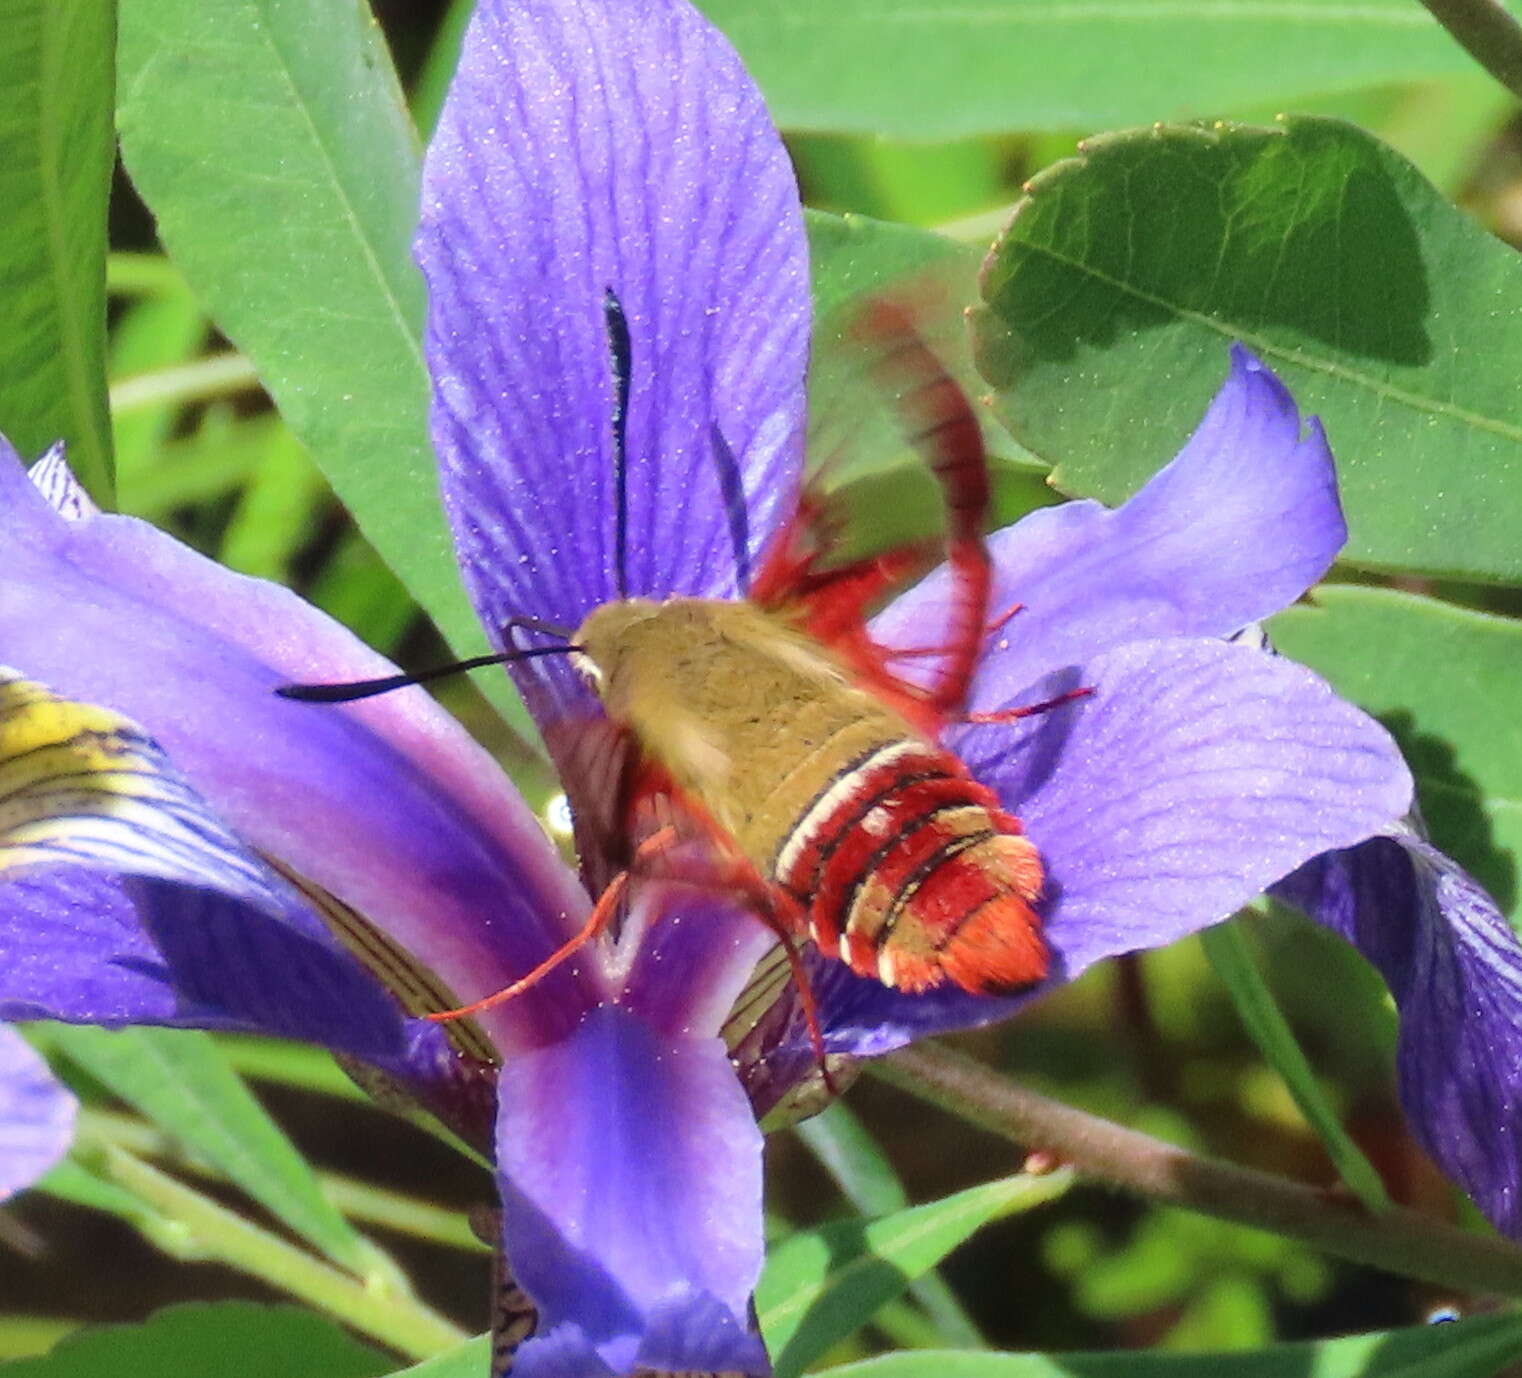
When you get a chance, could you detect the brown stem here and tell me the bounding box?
[1420,0,1522,102]
[875,1041,1522,1298]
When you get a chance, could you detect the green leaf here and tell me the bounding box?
[975,117,1522,583]
[756,1169,1071,1378]
[815,1312,1522,1377]
[1271,586,1522,916]
[114,0,535,745]
[696,0,1491,139]
[806,210,1034,486]
[107,273,206,497]
[1198,919,1392,1213]
[379,1335,491,1378]
[0,0,114,500]
[218,425,325,580]
[0,1302,392,1378]
[46,1026,375,1277]
[795,1102,985,1347]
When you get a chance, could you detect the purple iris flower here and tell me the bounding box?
[2,0,1522,1374]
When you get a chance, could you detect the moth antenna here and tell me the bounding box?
[709,423,752,595]
[603,287,633,600]
[277,644,581,704]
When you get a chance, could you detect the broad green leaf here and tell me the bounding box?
[975,117,1522,582]
[46,1026,375,1277]
[757,1169,1072,1378]
[818,1312,1522,1377]
[796,1102,985,1347]
[0,0,114,500]
[114,0,536,745]
[696,0,1494,139]
[1271,586,1522,915]
[1199,921,1391,1213]
[0,1302,392,1378]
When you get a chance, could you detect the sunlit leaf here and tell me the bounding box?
[757,1169,1071,1378]
[0,0,114,500]
[696,0,1490,138]
[1272,586,1522,917]
[976,117,1522,582]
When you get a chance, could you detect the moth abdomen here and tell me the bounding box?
[772,738,1047,995]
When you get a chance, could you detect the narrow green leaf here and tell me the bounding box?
[795,1102,909,1217]
[0,1302,393,1378]
[47,1026,374,1277]
[696,0,1489,139]
[975,117,1522,582]
[412,0,472,139]
[757,1169,1071,1378]
[114,0,536,745]
[796,1103,985,1347]
[816,1312,1522,1377]
[215,1034,369,1101]
[218,425,325,579]
[1199,919,1392,1213]
[0,0,114,500]
[35,1155,157,1226]
[107,278,206,497]
[380,1335,491,1378]
[1271,586,1522,916]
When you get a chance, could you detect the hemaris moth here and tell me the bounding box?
[282,293,1087,1028]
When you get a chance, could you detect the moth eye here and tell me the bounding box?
[570,651,604,691]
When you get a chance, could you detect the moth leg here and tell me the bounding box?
[426,826,679,1022]
[961,686,1093,725]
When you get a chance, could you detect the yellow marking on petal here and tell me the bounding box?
[264,856,499,1066]
[0,671,264,889]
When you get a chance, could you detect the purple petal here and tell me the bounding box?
[1277,835,1522,1237]
[0,1026,75,1201]
[418,0,809,727]
[0,447,595,1049]
[798,637,1412,1055]
[615,887,779,1038]
[495,1006,767,1377]
[873,347,1344,708]
[0,868,412,1058]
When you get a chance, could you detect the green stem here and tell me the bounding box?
[875,1042,1522,1299]
[1420,0,1522,101]
[98,1147,464,1360]
[109,352,260,415]
[1199,921,1392,1214]
[80,1109,487,1253]
[107,252,189,297]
